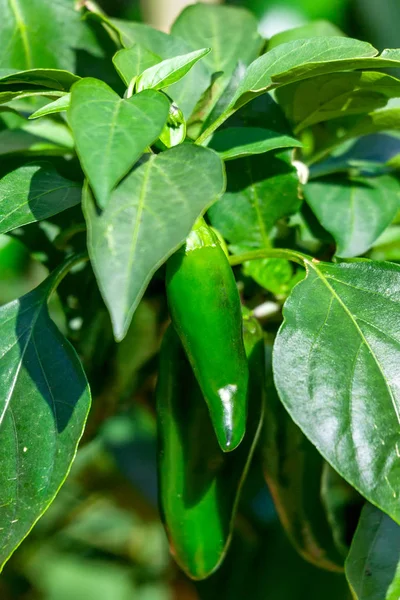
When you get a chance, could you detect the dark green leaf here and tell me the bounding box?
[0,261,91,569]
[112,45,161,87]
[274,259,400,525]
[83,144,225,341]
[0,90,64,105]
[208,154,300,249]
[304,175,400,257]
[0,69,79,91]
[68,78,169,209]
[276,72,400,133]
[261,342,344,572]
[346,504,400,600]
[0,162,81,234]
[209,127,301,160]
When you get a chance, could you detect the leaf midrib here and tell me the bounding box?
[308,261,400,426]
[8,0,32,70]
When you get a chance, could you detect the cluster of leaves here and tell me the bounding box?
[3,1,400,597]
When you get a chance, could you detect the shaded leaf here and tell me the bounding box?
[83,144,225,341]
[209,127,301,160]
[346,504,400,600]
[274,259,400,525]
[0,162,81,234]
[0,260,91,569]
[208,154,300,249]
[304,175,400,257]
[0,68,79,91]
[261,343,344,571]
[68,78,169,209]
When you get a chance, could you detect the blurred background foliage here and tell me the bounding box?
[1,0,399,598]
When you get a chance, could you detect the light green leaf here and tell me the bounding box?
[109,19,211,119]
[0,0,94,72]
[274,259,400,525]
[68,78,169,209]
[262,343,344,572]
[304,175,400,257]
[209,127,302,160]
[171,4,263,77]
[112,44,161,86]
[346,504,400,600]
[0,68,79,91]
[243,258,297,296]
[83,144,225,341]
[0,114,73,156]
[276,72,400,133]
[29,94,70,120]
[208,154,300,249]
[0,162,81,234]
[268,20,346,50]
[0,260,91,569]
[136,47,211,92]
[0,90,64,105]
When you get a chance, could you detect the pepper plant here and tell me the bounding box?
[2,1,400,597]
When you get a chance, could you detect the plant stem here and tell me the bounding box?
[229,248,309,267]
[47,253,89,296]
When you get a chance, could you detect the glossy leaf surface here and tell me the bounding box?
[83,144,225,341]
[68,79,169,209]
[0,262,91,569]
[346,504,400,600]
[0,162,81,234]
[305,175,400,257]
[274,259,400,524]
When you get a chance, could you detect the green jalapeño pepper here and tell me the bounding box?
[156,318,264,580]
[166,218,248,452]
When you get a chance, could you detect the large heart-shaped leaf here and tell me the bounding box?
[273,259,400,524]
[304,175,400,257]
[346,504,400,600]
[0,260,91,569]
[83,144,225,341]
[208,154,300,249]
[0,162,81,234]
[68,79,169,209]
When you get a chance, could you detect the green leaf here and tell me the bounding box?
[209,127,302,160]
[0,0,94,72]
[112,45,161,87]
[0,89,64,105]
[0,259,91,569]
[304,175,400,257]
[243,258,297,296]
[68,78,169,209]
[276,72,400,133]
[109,19,211,119]
[29,94,71,120]
[273,259,400,525]
[208,154,300,250]
[0,68,79,91]
[83,144,225,341]
[0,162,81,235]
[171,4,263,78]
[268,20,346,50]
[261,343,344,571]
[346,504,400,600]
[0,114,74,157]
[136,48,211,92]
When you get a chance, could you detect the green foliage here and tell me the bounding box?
[2,2,400,598]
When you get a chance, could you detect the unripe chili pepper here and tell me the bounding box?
[166,218,248,452]
[156,319,264,580]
